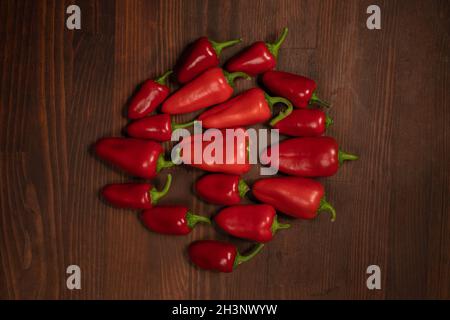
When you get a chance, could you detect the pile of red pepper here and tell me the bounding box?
[94,28,358,273]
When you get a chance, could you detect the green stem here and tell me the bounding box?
[233,243,265,268]
[266,27,288,59]
[171,120,196,130]
[310,91,330,108]
[155,70,173,85]
[338,150,359,164]
[223,70,251,87]
[318,196,336,222]
[150,174,172,205]
[156,153,175,173]
[265,93,294,126]
[325,115,334,128]
[271,215,291,235]
[186,211,211,229]
[238,179,250,198]
[210,38,242,56]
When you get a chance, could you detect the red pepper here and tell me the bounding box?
[141,205,210,235]
[264,136,358,177]
[197,88,293,128]
[95,137,174,179]
[127,70,172,119]
[126,114,195,142]
[176,37,241,84]
[195,174,249,205]
[188,240,264,273]
[161,67,249,115]
[226,27,288,76]
[253,176,336,221]
[176,129,250,175]
[262,70,329,108]
[101,174,172,209]
[214,204,290,243]
[273,109,333,137]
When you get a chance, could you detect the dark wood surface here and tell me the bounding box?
[0,0,449,300]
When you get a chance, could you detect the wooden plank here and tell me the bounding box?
[0,0,448,299]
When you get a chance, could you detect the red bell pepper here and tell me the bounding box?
[176,129,250,175]
[127,70,172,119]
[95,138,174,179]
[101,174,172,210]
[126,114,195,142]
[226,27,288,76]
[176,37,241,84]
[264,136,358,177]
[214,204,290,243]
[262,70,329,108]
[197,88,293,128]
[162,67,249,115]
[188,240,264,273]
[141,205,210,235]
[195,174,249,205]
[253,177,336,221]
[272,109,333,137]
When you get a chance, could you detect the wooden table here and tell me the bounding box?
[0,0,448,299]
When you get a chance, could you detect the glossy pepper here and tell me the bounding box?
[176,37,241,84]
[188,240,264,273]
[264,136,358,177]
[273,109,333,137]
[161,67,249,115]
[127,70,172,119]
[198,88,293,128]
[195,174,249,205]
[215,204,290,243]
[226,27,288,76]
[262,70,329,108]
[175,129,250,175]
[126,114,195,142]
[141,205,210,235]
[253,177,337,221]
[101,174,172,210]
[95,137,174,179]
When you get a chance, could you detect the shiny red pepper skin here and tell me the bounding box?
[127,71,172,119]
[176,37,241,84]
[103,183,152,209]
[215,204,290,242]
[273,109,332,137]
[198,88,293,128]
[262,70,329,108]
[253,177,336,221]
[141,205,210,235]
[264,136,358,177]
[195,174,249,205]
[177,129,250,175]
[94,138,174,179]
[127,114,171,141]
[226,28,288,76]
[101,174,172,210]
[162,67,249,115]
[188,240,264,273]
[126,114,194,142]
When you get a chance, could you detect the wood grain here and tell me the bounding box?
[0,0,449,299]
